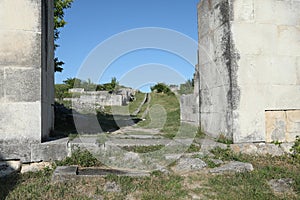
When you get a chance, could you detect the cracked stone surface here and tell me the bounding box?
[209,161,253,174]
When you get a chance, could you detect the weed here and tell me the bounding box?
[216,134,233,145]
[290,135,300,162]
[186,144,201,153]
[210,147,247,162]
[195,127,206,139]
[56,147,103,167]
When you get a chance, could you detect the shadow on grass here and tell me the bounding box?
[0,155,20,200]
[52,102,142,138]
[0,173,20,200]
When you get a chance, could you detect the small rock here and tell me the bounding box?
[0,161,21,178]
[209,159,223,165]
[174,158,207,173]
[268,178,294,194]
[155,164,170,174]
[280,143,294,154]
[209,161,253,174]
[200,139,227,153]
[231,143,258,155]
[104,181,121,193]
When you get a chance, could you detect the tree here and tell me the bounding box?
[63,77,82,88]
[54,0,73,72]
[151,83,173,95]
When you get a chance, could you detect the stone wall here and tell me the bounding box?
[0,0,54,161]
[64,89,136,112]
[180,94,199,125]
[197,0,300,143]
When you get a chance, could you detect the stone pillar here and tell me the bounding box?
[198,0,300,143]
[0,0,54,161]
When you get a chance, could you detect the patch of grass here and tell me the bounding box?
[122,145,164,153]
[191,155,300,199]
[291,135,300,162]
[216,134,233,145]
[210,147,248,162]
[68,133,78,141]
[195,127,206,139]
[56,147,103,167]
[105,172,188,200]
[139,93,180,135]
[186,144,201,153]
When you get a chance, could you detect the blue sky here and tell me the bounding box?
[55,0,199,92]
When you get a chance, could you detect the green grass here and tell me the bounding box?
[1,151,300,199]
[55,147,104,167]
[138,93,180,136]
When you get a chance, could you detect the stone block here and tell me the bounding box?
[0,144,31,162]
[31,139,69,162]
[0,31,41,68]
[275,0,300,26]
[198,34,214,65]
[253,0,276,24]
[232,23,277,56]
[0,102,41,143]
[237,55,298,86]
[173,158,207,173]
[51,166,78,183]
[209,161,253,174]
[277,26,300,57]
[4,67,41,102]
[0,0,41,31]
[233,0,254,22]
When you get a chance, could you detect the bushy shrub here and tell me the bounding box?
[151,83,173,95]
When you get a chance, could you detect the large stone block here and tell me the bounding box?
[231,23,277,56]
[0,102,41,142]
[0,144,31,162]
[3,67,41,102]
[0,0,41,32]
[0,31,41,68]
[277,26,300,57]
[266,110,300,143]
[31,139,69,162]
[233,0,254,22]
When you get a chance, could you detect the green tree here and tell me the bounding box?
[151,83,173,95]
[54,0,74,72]
[63,77,82,88]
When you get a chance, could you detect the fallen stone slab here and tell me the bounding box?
[0,161,22,178]
[173,158,207,173]
[21,162,53,174]
[51,166,78,183]
[230,143,285,156]
[52,166,150,183]
[209,161,253,174]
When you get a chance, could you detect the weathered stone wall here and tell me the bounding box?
[0,0,54,160]
[198,0,300,143]
[180,94,199,125]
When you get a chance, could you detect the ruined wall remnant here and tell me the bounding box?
[198,0,300,143]
[0,0,54,161]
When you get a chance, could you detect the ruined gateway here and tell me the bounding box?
[0,0,299,162]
